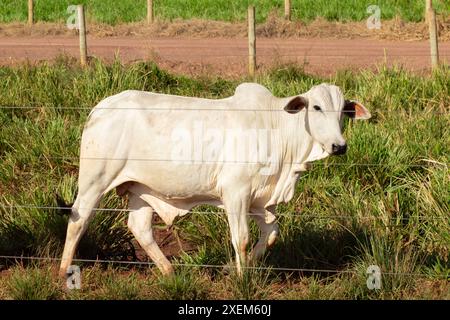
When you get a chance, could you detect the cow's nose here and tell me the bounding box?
[332,143,347,155]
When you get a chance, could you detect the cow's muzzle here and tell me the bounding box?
[331,143,347,155]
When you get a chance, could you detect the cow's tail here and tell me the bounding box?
[55,194,73,216]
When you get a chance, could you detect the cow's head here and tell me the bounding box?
[283,83,371,156]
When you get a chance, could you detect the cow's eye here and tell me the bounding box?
[313,105,322,111]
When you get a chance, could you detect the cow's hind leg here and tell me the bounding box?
[59,189,102,278]
[249,210,279,262]
[127,193,174,276]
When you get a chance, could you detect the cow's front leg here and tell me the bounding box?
[249,209,279,262]
[59,189,102,278]
[127,194,174,276]
[222,188,250,276]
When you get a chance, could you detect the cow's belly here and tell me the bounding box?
[121,161,219,198]
[120,179,222,226]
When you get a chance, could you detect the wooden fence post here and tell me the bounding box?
[427,7,439,70]
[77,5,88,66]
[28,0,34,26]
[284,0,291,21]
[248,5,256,78]
[147,0,154,24]
[425,0,432,23]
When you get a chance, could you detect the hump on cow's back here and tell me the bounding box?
[232,83,273,109]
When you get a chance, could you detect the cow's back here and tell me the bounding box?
[80,88,276,199]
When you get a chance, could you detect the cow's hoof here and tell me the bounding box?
[161,265,175,277]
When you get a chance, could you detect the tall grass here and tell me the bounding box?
[0,58,448,299]
[0,0,448,24]
[154,267,210,299]
[5,264,63,300]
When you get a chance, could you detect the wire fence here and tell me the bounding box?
[2,0,447,76]
[1,105,449,114]
[3,51,449,58]
[64,53,450,58]
[1,204,449,222]
[1,8,448,279]
[0,255,447,279]
[5,153,445,168]
[0,2,448,287]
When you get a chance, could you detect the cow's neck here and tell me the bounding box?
[263,97,326,207]
[271,96,319,168]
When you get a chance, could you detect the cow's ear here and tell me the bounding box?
[284,96,308,114]
[343,100,371,120]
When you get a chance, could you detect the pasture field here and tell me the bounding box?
[0,58,449,299]
[0,0,449,25]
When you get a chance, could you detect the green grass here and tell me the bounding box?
[1,264,448,300]
[0,0,448,24]
[0,58,449,299]
[154,268,210,300]
[95,268,147,300]
[5,265,63,300]
[227,265,274,299]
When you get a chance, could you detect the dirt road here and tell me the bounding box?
[1,36,449,76]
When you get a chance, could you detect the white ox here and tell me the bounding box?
[59,83,371,277]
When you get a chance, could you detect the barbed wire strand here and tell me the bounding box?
[1,105,449,114]
[1,204,448,221]
[0,255,447,279]
[37,155,449,167]
[1,48,449,58]
[141,53,450,57]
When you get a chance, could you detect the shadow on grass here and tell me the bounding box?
[265,222,368,279]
